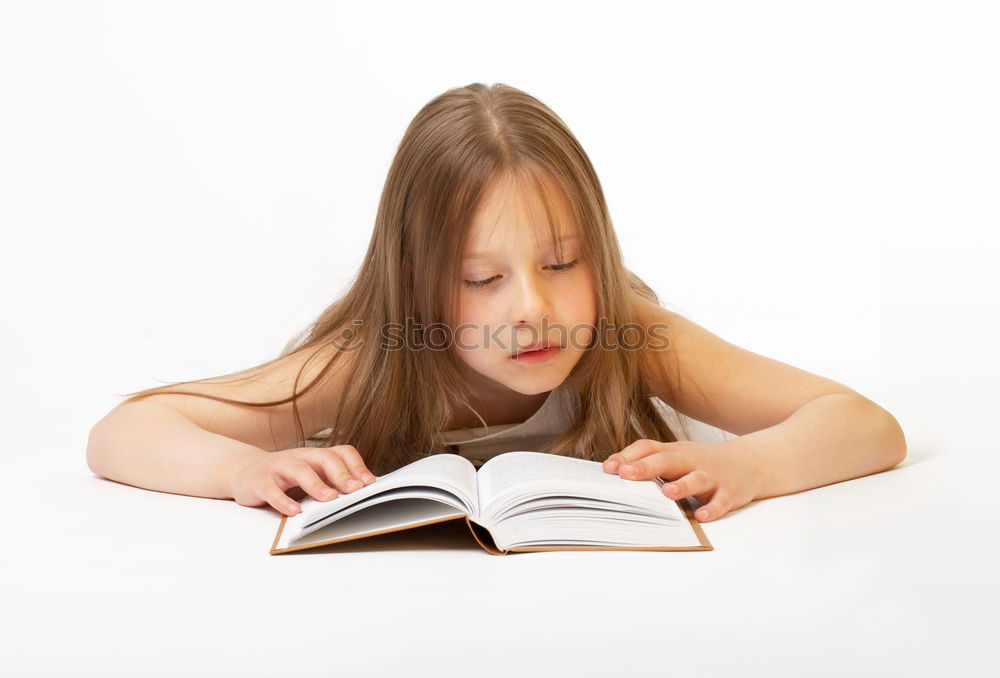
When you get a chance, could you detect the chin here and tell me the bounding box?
[506,382,552,396]
[504,372,567,395]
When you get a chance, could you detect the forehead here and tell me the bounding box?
[464,169,577,254]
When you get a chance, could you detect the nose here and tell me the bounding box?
[510,271,552,336]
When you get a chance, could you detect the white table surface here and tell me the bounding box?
[4,379,996,677]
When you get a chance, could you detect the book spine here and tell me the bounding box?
[464,516,508,556]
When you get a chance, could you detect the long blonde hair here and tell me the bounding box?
[119,82,692,475]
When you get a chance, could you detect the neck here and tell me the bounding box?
[450,366,553,429]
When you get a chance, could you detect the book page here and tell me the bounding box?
[477,451,685,524]
[273,497,468,552]
[283,453,479,542]
[476,451,699,550]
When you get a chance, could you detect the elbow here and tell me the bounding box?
[883,412,908,469]
[852,396,908,471]
[86,422,107,478]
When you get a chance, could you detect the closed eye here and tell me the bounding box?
[463,259,579,289]
[464,274,500,289]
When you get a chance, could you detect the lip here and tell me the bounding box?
[512,340,551,357]
[511,345,562,364]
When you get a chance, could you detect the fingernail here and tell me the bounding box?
[621,464,636,475]
[323,488,337,498]
[697,509,709,520]
[666,484,678,495]
[605,459,620,472]
[287,503,299,514]
[346,479,361,490]
[363,473,376,483]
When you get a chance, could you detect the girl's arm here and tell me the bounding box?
[729,392,905,501]
[87,400,270,499]
[87,345,369,509]
[605,297,905,521]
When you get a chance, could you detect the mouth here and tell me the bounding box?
[511,342,561,359]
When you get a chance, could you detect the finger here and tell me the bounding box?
[693,489,731,522]
[313,450,363,493]
[603,439,664,473]
[660,470,714,502]
[258,478,305,517]
[619,449,694,481]
[277,459,339,503]
[331,445,378,484]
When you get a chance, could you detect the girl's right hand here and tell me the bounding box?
[230,445,378,517]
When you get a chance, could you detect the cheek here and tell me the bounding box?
[453,299,492,356]
[564,274,598,317]
[567,278,599,347]
[456,296,498,329]
[454,324,480,354]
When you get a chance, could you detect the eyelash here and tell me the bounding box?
[463,259,580,289]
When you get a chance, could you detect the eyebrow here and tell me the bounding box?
[463,235,581,260]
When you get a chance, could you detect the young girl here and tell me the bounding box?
[87,82,906,525]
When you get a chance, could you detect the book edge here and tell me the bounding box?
[269,512,471,555]
[502,496,713,552]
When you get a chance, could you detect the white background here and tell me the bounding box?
[1,1,997,676]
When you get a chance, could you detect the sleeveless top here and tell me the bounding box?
[307,383,733,467]
[440,383,580,468]
[440,384,734,468]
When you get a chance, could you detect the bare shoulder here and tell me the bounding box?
[631,292,860,436]
[135,342,357,451]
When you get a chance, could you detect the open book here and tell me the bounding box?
[270,451,713,555]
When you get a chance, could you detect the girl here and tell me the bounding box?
[87,82,906,524]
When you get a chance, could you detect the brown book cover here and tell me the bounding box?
[270,495,713,555]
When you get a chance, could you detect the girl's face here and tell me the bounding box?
[452,173,599,396]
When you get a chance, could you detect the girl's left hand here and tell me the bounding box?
[603,439,760,522]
